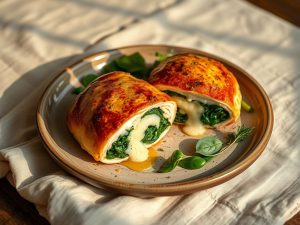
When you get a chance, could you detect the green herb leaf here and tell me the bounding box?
[230,125,254,144]
[178,156,206,170]
[72,86,85,94]
[73,74,98,95]
[100,51,173,81]
[102,61,121,74]
[158,150,185,173]
[81,74,99,87]
[141,108,171,144]
[196,136,223,156]
[101,52,148,79]
[155,51,173,62]
[200,125,254,157]
[116,53,146,73]
[201,155,214,162]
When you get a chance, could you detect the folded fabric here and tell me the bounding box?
[0,0,300,225]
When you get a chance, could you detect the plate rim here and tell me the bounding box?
[37,44,274,196]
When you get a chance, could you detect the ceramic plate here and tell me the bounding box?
[37,45,273,196]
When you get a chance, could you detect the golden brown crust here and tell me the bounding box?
[67,71,172,161]
[148,53,241,124]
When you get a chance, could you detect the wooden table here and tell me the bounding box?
[0,1,299,224]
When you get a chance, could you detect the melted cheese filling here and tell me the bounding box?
[126,114,160,162]
[172,95,206,136]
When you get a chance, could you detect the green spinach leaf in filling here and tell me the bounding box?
[163,91,189,123]
[163,90,229,126]
[106,127,133,159]
[141,108,170,144]
[175,110,188,123]
[200,103,229,126]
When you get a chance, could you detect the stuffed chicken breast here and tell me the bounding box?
[67,71,176,164]
[148,53,241,136]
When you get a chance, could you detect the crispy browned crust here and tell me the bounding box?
[148,53,241,123]
[67,71,171,161]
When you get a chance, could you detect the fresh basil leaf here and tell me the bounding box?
[158,150,185,173]
[81,74,99,87]
[202,155,214,162]
[75,51,173,95]
[116,53,146,73]
[72,86,85,94]
[196,136,223,156]
[100,51,173,81]
[102,61,121,74]
[178,156,206,170]
[101,52,148,79]
[155,51,173,63]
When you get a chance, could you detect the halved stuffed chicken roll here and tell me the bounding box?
[148,53,242,136]
[67,71,176,164]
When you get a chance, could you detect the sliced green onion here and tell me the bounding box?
[241,100,252,112]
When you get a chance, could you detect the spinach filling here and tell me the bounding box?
[200,103,230,126]
[163,91,188,124]
[106,127,133,159]
[106,108,171,159]
[175,110,188,124]
[141,108,171,144]
[164,90,229,126]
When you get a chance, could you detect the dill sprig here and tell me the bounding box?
[227,125,254,145]
[205,125,254,156]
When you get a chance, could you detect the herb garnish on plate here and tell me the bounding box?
[158,125,254,173]
[73,52,172,94]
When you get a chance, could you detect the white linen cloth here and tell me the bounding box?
[0,0,300,224]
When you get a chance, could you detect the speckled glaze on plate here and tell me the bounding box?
[37,45,273,196]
